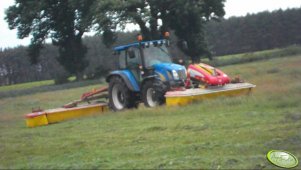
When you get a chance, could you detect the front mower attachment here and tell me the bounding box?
[165,83,256,106]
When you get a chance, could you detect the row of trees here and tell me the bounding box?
[5,0,225,82]
[0,31,185,86]
[2,3,301,86]
[0,45,64,85]
[0,32,137,85]
[206,8,301,56]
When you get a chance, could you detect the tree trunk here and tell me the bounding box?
[76,72,84,81]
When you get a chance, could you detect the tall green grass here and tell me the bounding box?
[0,55,301,169]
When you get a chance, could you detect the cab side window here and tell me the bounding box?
[126,47,141,68]
[119,51,126,69]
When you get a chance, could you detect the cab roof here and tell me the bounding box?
[113,39,166,51]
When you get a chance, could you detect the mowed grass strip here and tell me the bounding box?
[0,79,105,99]
[0,80,54,92]
[0,76,76,93]
[204,45,301,67]
[0,55,301,169]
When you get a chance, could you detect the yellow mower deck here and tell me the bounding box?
[25,83,255,128]
[26,103,108,128]
[165,83,256,106]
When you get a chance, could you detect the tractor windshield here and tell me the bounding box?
[143,45,172,67]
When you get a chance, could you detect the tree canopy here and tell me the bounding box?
[206,8,301,56]
[5,0,96,80]
[94,0,226,62]
[5,0,226,80]
[2,7,301,86]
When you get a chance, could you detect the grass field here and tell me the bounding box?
[0,76,77,93]
[204,45,301,67]
[0,54,301,169]
[0,79,105,99]
[0,79,54,93]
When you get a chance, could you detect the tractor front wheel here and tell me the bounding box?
[142,80,166,107]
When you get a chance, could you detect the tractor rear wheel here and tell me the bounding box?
[109,77,138,111]
[142,80,166,107]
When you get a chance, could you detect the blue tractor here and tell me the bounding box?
[106,35,187,111]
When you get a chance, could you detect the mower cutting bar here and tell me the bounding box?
[25,103,109,128]
[165,83,256,106]
[63,87,108,108]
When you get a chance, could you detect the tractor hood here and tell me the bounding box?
[152,63,187,81]
[152,63,185,72]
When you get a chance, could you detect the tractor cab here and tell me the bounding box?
[113,39,186,87]
[107,35,187,111]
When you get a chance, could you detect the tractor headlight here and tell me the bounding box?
[172,70,180,80]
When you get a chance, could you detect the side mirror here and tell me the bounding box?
[166,40,170,47]
[113,51,120,55]
[181,41,188,50]
[128,50,136,59]
[153,41,158,47]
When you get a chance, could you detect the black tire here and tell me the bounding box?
[108,76,138,111]
[142,80,166,107]
[192,80,200,88]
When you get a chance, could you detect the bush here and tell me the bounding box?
[54,71,70,85]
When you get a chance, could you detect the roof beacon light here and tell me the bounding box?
[164,32,170,39]
[137,34,143,42]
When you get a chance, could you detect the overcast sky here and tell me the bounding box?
[1,0,300,49]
